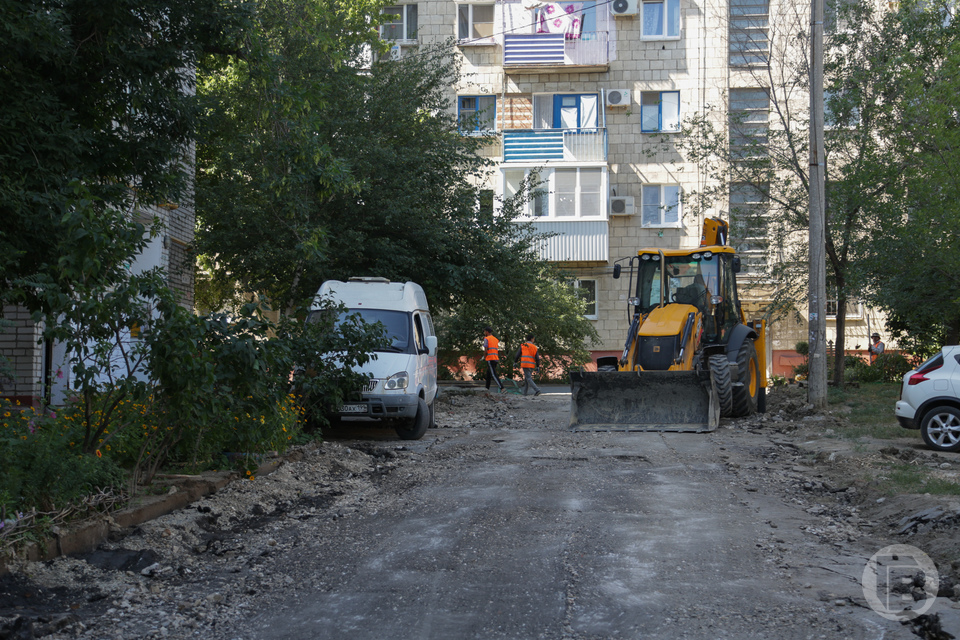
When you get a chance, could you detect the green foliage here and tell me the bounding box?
[834,0,960,347]
[0,0,247,311]
[853,352,914,384]
[0,401,125,513]
[197,2,598,367]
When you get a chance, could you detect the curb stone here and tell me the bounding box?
[0,453,291,577]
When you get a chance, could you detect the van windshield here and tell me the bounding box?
[338,309,411,353]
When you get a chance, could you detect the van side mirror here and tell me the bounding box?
[425,335,438,357]
[613,263,621,279]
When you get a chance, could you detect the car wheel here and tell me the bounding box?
[709,354,734,418]
[396,397,430,440]
[920,406,960,452]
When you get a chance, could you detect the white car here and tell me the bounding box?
[895,345,960,452]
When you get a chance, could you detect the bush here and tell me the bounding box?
[0,400,125,514]
[856,352,913,383]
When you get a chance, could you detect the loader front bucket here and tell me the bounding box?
[569,370,719,432]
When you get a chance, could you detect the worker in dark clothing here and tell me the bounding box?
[514,334,542,396]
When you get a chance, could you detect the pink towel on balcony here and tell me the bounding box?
[537,3,582,39]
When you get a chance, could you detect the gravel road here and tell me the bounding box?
[2,386,959,639]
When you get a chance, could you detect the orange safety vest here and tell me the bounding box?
[485,335,500,361]
[520,342,538,369]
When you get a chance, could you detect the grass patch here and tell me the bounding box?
[875,462,960,497]
[827,383,907,440]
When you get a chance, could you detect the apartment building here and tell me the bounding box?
[385,0,892,377]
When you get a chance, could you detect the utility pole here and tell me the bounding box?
[808,0,827,408]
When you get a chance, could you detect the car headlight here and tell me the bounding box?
[383,371,409,390]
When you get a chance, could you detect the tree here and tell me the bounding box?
[0,0,245,311]
[671,0,900,385]
[837,0,960,351]
[197,0,599,364]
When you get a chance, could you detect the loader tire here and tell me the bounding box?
[709,354,734,418]
[731,340,760,417]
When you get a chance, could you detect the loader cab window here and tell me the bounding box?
[635,254,717,314]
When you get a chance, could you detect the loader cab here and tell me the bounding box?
[633,247,740,344]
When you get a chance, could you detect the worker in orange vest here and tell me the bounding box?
[482,326,504,392]
[514,334,542,396]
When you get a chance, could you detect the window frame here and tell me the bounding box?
[641,0,681,40]
[640,184,682,228]
[458,95,497,134]
[457,3,496,43]
[381,4,418,43]
[502,167,608,220]
[640,91,681,133]
[575,279,598,320]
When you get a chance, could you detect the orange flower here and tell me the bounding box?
[96,450,102,458]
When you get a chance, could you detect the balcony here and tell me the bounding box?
[502,128,607,163]
[530,219,609,262]
[503,32,609,73]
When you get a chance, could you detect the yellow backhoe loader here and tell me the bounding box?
[570,218,767,432]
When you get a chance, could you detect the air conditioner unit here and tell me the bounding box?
[606,89,631,108]
[610,0,639,16]
[609,196,635,216]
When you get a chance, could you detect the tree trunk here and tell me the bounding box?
[833,295,847,386]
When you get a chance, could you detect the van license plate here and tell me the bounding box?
[339,404,366,414]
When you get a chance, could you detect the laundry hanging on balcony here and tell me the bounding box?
[536,3,583,39]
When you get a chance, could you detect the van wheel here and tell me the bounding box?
[396,397,430,440]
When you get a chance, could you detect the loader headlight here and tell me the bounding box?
[628,297,640,306]
[702,251,714,259]
[383,371,409,390]
[640,254,652,261]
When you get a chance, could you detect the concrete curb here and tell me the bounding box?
[0,454,291,578]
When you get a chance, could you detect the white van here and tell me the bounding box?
[311,277,438,440]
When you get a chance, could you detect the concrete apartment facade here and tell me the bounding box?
[392,0,891,378]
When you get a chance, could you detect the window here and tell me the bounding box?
[728,88,769,160]
[381,4,418,41]
[640,91,680,132]
[641,185,680,227]
[729,0,769,66]
[458,3,495,40]
[458,96,496,133]
[503,167,606,219]
[554,94,599,129]
[575,279,598,319]
[642,0,680,39]
[531,94,600,129]
[729,183,769,274]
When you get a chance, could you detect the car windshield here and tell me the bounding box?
[307,308,412,353]
[339,309,411,353]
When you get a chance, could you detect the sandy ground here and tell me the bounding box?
[1,385,959,639]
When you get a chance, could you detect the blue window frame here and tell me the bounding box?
[458,95,496,133]
[640,91,680,132]
[552,94,599,129]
